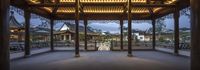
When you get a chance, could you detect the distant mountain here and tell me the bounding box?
[179,27,190,31]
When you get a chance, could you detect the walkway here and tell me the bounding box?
[11,51,190,70]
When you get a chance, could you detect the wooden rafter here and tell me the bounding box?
[147,0,154,19]
[10,0,189,20]
[52,0,60,15]
[28,3,175,7]
[132,4,175,7]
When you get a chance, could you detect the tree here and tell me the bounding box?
[123,26,128,36]
[156,17,166,34]
[154,17,167,42]
[104,31,111,35]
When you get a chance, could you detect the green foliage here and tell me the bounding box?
[135,36,139,43]
[180,7,191,18]
[180,32,190,42]
[156,18,166,33]
[79,34,85,41]
[158,37,165,42]
[104,31,111,35]
[123,31,128,36]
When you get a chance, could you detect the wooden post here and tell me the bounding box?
[120,17,124,51]
[152,19,156,50]
[174,6,180,55]
[191,0,200,70]
[110,40,113,51]
[50,19,54,51]
[75,0,80,57]
[127,0,133,57]
[94,40,97,51]
[24,9,31,57]
[84,17,88,51]
[0,0,10,70]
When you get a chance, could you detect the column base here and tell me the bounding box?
[85,48,88,51]
[24,54,31,58]
[51,49,54,52]
[75,54,80,57]
[127,54,133,57]
[173,53,179,56]
[152,48,156,51]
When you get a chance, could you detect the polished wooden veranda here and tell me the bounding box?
[1,0,200,70]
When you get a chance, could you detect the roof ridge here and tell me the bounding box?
[9,11,23,28]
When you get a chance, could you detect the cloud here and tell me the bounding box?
[89,22,120,33]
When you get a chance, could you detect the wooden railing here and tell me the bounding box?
[110,41,152,50]
[10,41,50,52]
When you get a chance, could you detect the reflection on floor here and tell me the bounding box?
[11,51,190,70]
[156,47,190,56]
[98,42,110,51]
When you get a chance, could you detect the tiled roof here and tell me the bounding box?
[9,11,23,28]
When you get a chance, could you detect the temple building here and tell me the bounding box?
[9,11,51,51]
[54,22,100,42]
[9,11,25,42]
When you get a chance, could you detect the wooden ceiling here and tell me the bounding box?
[11,0,190,20]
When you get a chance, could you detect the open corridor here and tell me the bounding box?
[11,51,190,70]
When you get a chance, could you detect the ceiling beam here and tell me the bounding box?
[151,0,165,4]
[28,3,75,7]
[28,3,175,7]
[12,0,189,20]
[40,0,45,4]
[147,0,154,19]
[132,4,175,7]
[81,3,126,6]
[52,0,60,15]
[123,1,128,15]
[79,2,84,14]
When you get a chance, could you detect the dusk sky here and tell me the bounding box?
[13,10,190,34]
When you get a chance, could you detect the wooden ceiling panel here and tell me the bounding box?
[60,0,75,3]
[57,7,75,13]
[80,0,127,3]
[11,0,189,20]
[83,6,124,13]
[131,7,149,13]
[132,0,146,4]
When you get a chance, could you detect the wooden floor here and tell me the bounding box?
[11,51,190,70]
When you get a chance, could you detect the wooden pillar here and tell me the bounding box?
[173,7,180,55]
[69,34,72,41]
[84,17,88,51]
[24,9,31,57]
[0,0,10,70]
[191,0,200,70]
[63,35,66,41]
[127,0,133,57]
[120,17,124,51]
[94,40,97,51]
[110,40,113,51]
[50,19,54,51]
[75,0,80,57]
[152,19,156,50]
